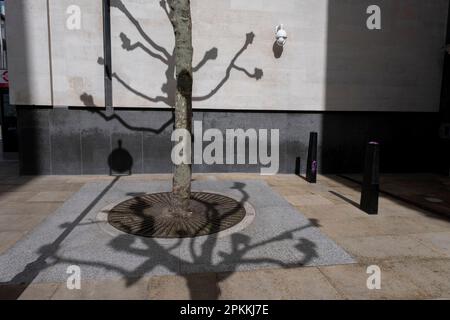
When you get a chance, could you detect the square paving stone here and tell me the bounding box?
[0,180,355,284]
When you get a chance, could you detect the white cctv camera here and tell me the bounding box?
[275,24,287,47]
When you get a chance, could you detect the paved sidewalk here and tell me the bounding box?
[0,163,449,299]
[343,173,450,217]
[0,179,354,286]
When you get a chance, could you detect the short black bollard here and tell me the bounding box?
[306,132,318,183]
[295,157,301,176]
[360,142,380,215]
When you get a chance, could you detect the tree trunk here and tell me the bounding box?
[171,0,193,214]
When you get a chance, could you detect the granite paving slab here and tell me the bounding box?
[0,179,355,284]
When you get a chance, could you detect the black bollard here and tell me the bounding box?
[295,157,301,176]
[360,142,380,215]
[306,132,318,183]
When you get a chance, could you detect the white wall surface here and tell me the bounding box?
[6,0,449,111]
[49,0,105,107]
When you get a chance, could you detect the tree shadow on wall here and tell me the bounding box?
[80,0,263,121]
[108,139,133,175]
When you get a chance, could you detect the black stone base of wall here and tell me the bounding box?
[16,107,444,175]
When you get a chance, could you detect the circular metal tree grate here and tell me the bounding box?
[107,192,247,238]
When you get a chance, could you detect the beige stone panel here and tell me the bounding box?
[295,204,366,222]
[111,0,174,108]
[0,191,37,203]
[284,194,334,206]
[27,191,74,202]
[6,0,448,111]
[5,0,52,105]
[319,263,428,299]
[49,0,105,106]
[0,213,49,232]
[217,267,342,300]
[192,0,328,111]
[411,232,450,258]
[0,183,83,193]
[18,283,60,300]
[51,277,149,300]
[148,273,219,300]
[318,216,447,239]
[382,259,450,298]
[0,231,26,254]
[0,202,61,216]
[336,235,445,261]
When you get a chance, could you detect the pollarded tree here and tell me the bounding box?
[160,0,263,216]
[167,0,194,215]
[84,0,263,233]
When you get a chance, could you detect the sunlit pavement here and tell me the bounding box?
[0,158,449,299]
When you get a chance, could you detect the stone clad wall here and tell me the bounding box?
[16,107,441,175]
[49,0,105,107]
[7,1,449,175]
[6,0,449,111]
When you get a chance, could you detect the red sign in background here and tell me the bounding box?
[0,70,8,88]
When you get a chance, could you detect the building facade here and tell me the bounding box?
[5,0,450,175]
